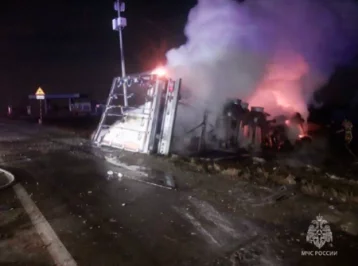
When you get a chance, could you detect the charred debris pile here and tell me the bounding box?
[167,99,358,203]
[168,151,358,204]
[174,98,311,156]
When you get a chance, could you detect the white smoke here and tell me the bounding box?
[165,0,358,120]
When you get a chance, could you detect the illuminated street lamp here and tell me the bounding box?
[112,0,128,106]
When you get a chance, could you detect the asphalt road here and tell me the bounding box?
[1,120,358,266]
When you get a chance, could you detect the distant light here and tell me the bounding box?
[151,67,167,77]
[285,120,290,125]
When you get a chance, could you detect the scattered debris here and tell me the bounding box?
[107,170,124,181]
[341,222,358,236]
[104,156,148,177]
[282,174,296,185]
[306,164,320,172]
[240,170,251,180]
[170,154,180,160]
[321,213,341,224]
[164,174,176,189]
[213,163,221,172]
[190,158,197,165]
[213,156,239,162]
[189,197,239,238]
[107,170,114,180]
[107,170,114,175]
[280,158,305,168]
[252,157,266,164]
[221,168,240,176]
[326,173,341,180]
[117,172,123,181]
[238,185,295,207]
[101,139,358,204]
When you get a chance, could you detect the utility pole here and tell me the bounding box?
[112,0,128,106]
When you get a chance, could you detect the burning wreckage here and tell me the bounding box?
[92,69,311,156]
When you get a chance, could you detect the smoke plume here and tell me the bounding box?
[165,0,358,119]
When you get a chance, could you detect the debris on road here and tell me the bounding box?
[341,221,358,236]
[281,174,297,185]
[164,174,176,189]
[252,157,266,164]
[104,156,148,177]
[306,164,321,172]
[165,151,358,203]
[221,168,240,176]
[107,170,114,180]
[2,120,358,265]
[326,173,342,181]
[105,159,177,190]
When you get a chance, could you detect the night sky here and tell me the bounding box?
[0,0,195,106]
[1,0,358,111]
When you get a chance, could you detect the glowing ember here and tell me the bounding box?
[151,67,167,77]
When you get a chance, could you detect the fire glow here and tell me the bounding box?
[165,0,358,123]
[249,52,310,118]
[151,67,167,77]
[285,119,306,139]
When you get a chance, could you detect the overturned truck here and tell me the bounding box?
[92,73,181,155]
[92,72,309,155]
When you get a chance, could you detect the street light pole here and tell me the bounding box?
[113,0,128,106]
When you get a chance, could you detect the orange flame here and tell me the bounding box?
[151,67,167,77]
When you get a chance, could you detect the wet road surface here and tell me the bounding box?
[1,120,358,265]
[0,121,245,265]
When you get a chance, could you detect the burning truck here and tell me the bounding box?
[207,98,311,153]
[92,67,311,155]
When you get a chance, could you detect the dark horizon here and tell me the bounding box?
[0,0,194,107]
